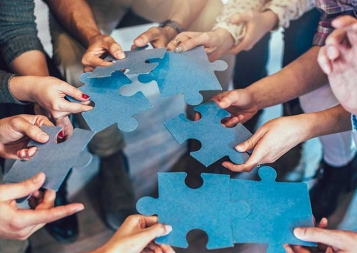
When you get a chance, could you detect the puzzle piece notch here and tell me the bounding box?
[164,101,252,167]
[89,48,167,78]
[138,46,227,105]
[4,126,95,191]
[136,172,250,249]
[72,71,153,132]
[231,166,316,252]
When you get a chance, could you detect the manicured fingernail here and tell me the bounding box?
[164,225,172,235]
[82,93,90,99]
[175,45,184,53]
[58,130,64,139]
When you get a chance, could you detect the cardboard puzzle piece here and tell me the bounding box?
[231,167,316,253]
[138,46,227,105]
[4,126,94,191]
[136,172,250,249]
[73,71,152,132]
[89,48,167,77]
[164,101,252,167]
[136,167,315,251]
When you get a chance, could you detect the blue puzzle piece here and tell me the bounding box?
[136,172,250,249]
[4,126,94,191]
[138,46,227,105]
[89,48,167,77]
[73,71,152,132]
[231,167,316,253]
[164,101,252,166]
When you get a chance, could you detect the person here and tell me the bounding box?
[209,0,357,223]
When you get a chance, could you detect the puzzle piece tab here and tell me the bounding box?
[164,101,252,166]
[89,48,167,77]
[136,172,250,249]
[75,71,152,132]
[231,166,316,253]
[4,126,94,191]
[138,46,227,105]
[136,167,316,251]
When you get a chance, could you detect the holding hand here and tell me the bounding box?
[133,26,175,49]
[0,173,84,240]
[92,215,174,253]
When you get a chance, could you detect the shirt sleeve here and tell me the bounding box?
[0,0,44,67]
[213,0,265,45]
[0,71,26,104]
[262,0,315,28]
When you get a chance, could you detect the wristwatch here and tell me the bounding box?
[158,19,183,34]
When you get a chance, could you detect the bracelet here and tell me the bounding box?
[158,19,183,34]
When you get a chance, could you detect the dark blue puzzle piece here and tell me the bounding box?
[164,101,252,166]
[136,172,250,249]
[89,48,167,77]
[4,126,94,191]
[138,46,227,105]
[73,71,152,132]
[231,166,316,253]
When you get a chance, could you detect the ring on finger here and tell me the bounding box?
[174,38,181,45]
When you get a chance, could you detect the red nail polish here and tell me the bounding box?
[58,130,64,138]
[82,94,90,99]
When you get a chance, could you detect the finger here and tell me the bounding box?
[317,46,333,74]
[54,99,93,114]
[235,135,259,152]
[167,32,200,51]
[175,33,213,53]
[11,117,49,143]
[82,56,113,70]
[332,15,357,29]
[318,217,328,229]
[60,82,91,102]
[0,173,45,201]
[107,40,125,60]
[325,28,347,46]
[222,158,258,172]
[134,27,162,47]
[36,189,56,209]
[17,203,84,227]
[16,147,38,160]
[294,227,343,249]
[54,117,73,139]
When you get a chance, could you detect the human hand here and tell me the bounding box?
[227,10,278,55]
[221,115,308,172]
[167,28,234,61]
[211,89,259,127]
[92,215,174,253]
[0,114,53,160]
[82,34,125,72]
[285,218,357,253]
[133,26,175,49]
[0,173,84,240]
[317,16,357,114]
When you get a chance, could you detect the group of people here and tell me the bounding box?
[1,0,357,252]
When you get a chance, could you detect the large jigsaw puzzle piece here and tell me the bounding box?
[4,126,94,191]
[164,101,252,166]
[138,46,227,105]
[89,48,167,77]
[231,166,316,253]
[136,172,250,249]
[74,71,152,132]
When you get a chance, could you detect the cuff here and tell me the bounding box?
[262,3,289,28]
[0,72,29,105]
[212,22,246,46]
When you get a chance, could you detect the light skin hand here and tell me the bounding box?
[91,215,174,253]
[168,28,234,61]
[317,16,357,114]
[0,115,53,160]
[133,26,177,49]
[227,10,278,55]
[0,173,84,240]
[82,34,125,73]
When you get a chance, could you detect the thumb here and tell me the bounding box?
[294,227,341,248]
[0,173,46,201]
[235,136,256,152]
[227,12,251,24]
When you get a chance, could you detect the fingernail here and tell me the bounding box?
[116,52,125,59]
[236,145,244,151]
[175,45,184,53]
[73,204,85,212]
[82,93,90,99]
[33,173,41,183]
[164,225,172,235]
[58,130,64,139]
[293,228,302,238]
[135,38,143,44]
[39,132,48,141]
[222,163,228,169]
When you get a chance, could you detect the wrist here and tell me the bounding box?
[159,19,184,40]
[214,28,234,50]
[262,10,279,32]
[9,76,35,102]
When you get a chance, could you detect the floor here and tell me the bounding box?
[17,1,357,252]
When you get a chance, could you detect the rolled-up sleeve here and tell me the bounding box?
[0,0,44,67]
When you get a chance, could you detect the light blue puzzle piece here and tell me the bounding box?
[231,166,316,253]
[164,101,252,166]
[89,48,167,77]
[74,71,152,132]
[136,172,250,249]
[138,46,227,105]
[4,126,95,191]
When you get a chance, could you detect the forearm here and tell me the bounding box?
[298,105,352,142]
[11,51,49,76]
[248,46,328,109]
[45,0,100,47]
